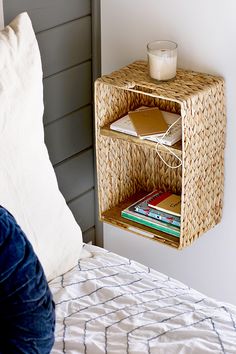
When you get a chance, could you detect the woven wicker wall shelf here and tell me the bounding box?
[95,61,226,249]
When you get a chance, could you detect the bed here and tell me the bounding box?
[0,11,236,354]
[50,244,236,354]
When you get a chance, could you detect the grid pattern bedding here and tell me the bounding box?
[50,245,236,354]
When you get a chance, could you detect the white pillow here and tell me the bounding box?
[0,13,83,281]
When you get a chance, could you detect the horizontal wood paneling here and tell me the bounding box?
[43,61,91,124]
[83,227,95,244]
[0,0,3,29]
[37,16,91,78]
[4,0,97,243]
[55,149,94,202]
[3,0,91,32]
[68,189,95,233]
[45,105,93,165]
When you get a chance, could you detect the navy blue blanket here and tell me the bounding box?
[0,207,55,353]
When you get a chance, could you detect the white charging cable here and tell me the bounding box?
[154,117,182,169]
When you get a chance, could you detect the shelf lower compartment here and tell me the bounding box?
[101,191,180,249]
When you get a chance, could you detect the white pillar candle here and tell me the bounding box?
[147,40,177,81]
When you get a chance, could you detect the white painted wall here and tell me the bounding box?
[101,0,236,305]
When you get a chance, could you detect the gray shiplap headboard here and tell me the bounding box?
[0,0,4,28]
[3,0,101,245]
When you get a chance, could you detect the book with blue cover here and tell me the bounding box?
[128,190,180,227]
[121,205,180,237]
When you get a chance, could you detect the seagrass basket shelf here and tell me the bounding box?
[95,61,226,249]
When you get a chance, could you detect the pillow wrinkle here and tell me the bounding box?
[0,253,47,309]
[1,263,46,303]
[0,209,47,307]
[0,235,26,282]
[0,205,55,352]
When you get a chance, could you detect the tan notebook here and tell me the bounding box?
[128,107,168,137]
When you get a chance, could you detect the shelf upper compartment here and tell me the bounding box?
[100,123,182,159]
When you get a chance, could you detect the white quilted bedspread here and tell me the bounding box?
[50,245,236,354]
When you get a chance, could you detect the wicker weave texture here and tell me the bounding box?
[95,61,226,249]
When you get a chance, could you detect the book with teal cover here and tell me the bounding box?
[121,209,180,237]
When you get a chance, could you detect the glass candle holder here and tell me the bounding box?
[147,40,177,81]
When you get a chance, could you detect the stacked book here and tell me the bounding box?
[110,106,182,146]
[121,190,181,237]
